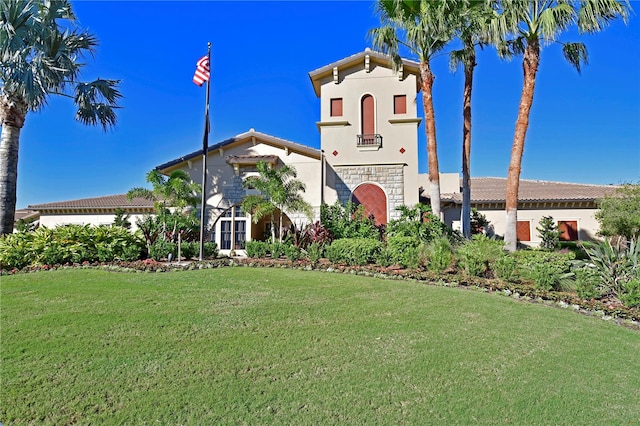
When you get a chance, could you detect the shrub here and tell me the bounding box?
[325,238,383,266]
[306,242,324,264]
[180,242,198,260]
[386,204,453,244]
[149,239,177,261]
[456,234,505,277]
[574,266,603,300]
[423,236,453,273]
[283,244,302,261]
[203,242,218,259]
[620,279,640,308]
[320,201,380,240]
[514,250,575,291]
[270,242,285,259]
[298,221,333,248]
[386,235,420,268]
[493,254,517,281]
[0,225,146,269]
[246,241,270,258]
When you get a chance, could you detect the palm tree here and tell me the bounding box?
[371,0,456,219]
[448,0,496,239]
[493,0,630,251]
[241,161,312,243]
[127,169,201,230]
[0,0,122,235]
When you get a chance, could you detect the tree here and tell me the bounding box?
[448,0,496,239]
[241,161,312,243]
[127,169,201,240]
[537,215,562,250]
[0,0,122,235]
[596,183,640,240]
[371,0,456,219]
[492,0,630,251]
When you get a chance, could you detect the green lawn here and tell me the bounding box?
[2,268,639,424]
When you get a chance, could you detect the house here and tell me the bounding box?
[24,49,619,252]
[28,194,155,232]
[436,174,619,246]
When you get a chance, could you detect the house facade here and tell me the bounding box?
[26,49,619,252]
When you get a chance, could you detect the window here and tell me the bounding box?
[330,98,343,117]
[218,205,248,251]
[558,220,579,241]
[517,220,531,241]
[394,95,407,114]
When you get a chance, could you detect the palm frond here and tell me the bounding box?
[562,41,588,74]
[74,78,122,130]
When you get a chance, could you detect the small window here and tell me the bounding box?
[330,98,343,117]
[394,95,406,114]
[517,220,531,242]
[558,220,579,241]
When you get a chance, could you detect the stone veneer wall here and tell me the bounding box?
[334,165,405,222]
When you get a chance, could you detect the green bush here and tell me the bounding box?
[149,239,177,261]
[270,242,285,259]
[203,242,218,259]
[284,244,302,262]
[246,241,270,258]
[325,238,383,266]
[423,236,453,273]
[574,267,603,300]
[386,235,420,268]
[305,242,324,264]
[456,234,505,277]
[514,250,575,291]
[0,225,145,269]
[620,279,640,308]
[493,254,517,281]
[180,242,198,260]
[320,201,380,240]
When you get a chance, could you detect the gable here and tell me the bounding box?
[156,129,321,174]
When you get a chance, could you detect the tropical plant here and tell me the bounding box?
[241,161,312,243]
[595,183,640,240]
[320,201,380,241]
[456,234,505,277]
[448,0,496,238]
[371,0,457,219]
[492,0,631,251]
[470,208,489,235]
[386,204,452,243]
[536,215,562,250]
[0,0,121,235]
[579,238,639,299]
[112,208,131,229]
[128,169,201,242]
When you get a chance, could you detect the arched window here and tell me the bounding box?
[361,94,375,136]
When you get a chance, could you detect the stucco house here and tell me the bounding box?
[25,49,619,252]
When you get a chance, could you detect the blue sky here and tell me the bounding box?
[16,0,640,209]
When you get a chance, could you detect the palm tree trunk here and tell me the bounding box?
[461,52,476,240]
[0,125,21,235]
[505,39,540,252]
[420,60,441,219]
[0,95,27,236]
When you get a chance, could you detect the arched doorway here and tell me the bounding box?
[351,183,387,226]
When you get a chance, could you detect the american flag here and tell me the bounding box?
[193,55,210,86]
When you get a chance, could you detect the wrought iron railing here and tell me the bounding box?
[357,134,382,148]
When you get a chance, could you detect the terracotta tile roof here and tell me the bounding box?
[436,178,620,204]
[14,209,40,222]
[28,194,155,211]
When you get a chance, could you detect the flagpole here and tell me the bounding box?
[199,42,212,261]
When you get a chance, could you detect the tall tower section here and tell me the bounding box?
[309,49,422,224]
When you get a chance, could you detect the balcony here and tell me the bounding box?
[357,134,382,148]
